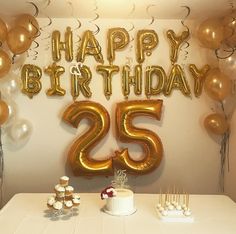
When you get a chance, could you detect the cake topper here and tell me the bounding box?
[111,169,129,189]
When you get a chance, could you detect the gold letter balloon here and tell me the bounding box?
[77,30,104,64]
[62,101,113,176]
[45,62,66,96]
[165,64,191,96]
[166,29,189,64]
[189,64,210,97]
[21,64,42,99]
[52,27,73,62]
[136,30,158,64]
[107,28,130,65]
[114,100,163,174]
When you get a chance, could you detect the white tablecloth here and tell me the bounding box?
[0,193,236,234]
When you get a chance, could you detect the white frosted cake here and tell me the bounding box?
[101,187,135,215]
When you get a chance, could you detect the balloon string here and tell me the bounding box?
[146,4,156,26]
[180,6,190,62]
[218,101,231,192]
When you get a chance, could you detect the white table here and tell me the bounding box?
[0,193,236,234]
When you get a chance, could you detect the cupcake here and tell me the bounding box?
[64,200,73,209]
[47,196,56,208]
[60,176,69,187]
[54,184,65,198]
[53,201,63,210]
[72,198,80,206]
[65,186,74,199]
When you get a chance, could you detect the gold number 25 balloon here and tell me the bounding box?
[114,100,163,174]
[62,101,113,176]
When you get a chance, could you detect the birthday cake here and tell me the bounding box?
[101,186,135,215]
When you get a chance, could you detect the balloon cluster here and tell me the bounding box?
[0,14,39,145]
[196,12,236,191]
[196,15,236,135]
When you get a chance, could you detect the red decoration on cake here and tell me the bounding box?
[101,186,117,199]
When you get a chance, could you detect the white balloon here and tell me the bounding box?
[219,52,236,80]
[0,72,21,97]
[11,53,27,71]
[8,119,33,144]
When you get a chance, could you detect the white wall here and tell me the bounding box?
[2,18,223,204]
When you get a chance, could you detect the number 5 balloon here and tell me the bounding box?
[114,100,163,174]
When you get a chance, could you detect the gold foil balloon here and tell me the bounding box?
[114,100,163,174]
[0,99,9,125]
[0,18,7,44]
[136,30,158,64]
[165,64,191,96]
[122,65,142,98]
[71,64,92,100]
[107,28,130,65]
[189,64,210,97]
[0,49,11,78]
[197,18,224,50]
[96,65,119,99]
[52,27,73,62]
[166,29,189,64]
[21,64,42,99]
[204,68,231,101]
[45,62,66,96]
[62,101,113,176]
[7,26,32,54]
[15,14,39,39]
[204,113,228,135]
[145,66,167,98]
[223,11,236,48]
[77,30,104,64]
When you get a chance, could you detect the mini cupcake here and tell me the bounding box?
[54,184,65,198]
[64,200,73,209]
[72,198,80,206]
[53,201,63,210]
[47,196,56,208]
[65,186,74,199]
[60,176,69,187]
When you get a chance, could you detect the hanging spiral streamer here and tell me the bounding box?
[26,2,40,60]
[27,1,39,17]
[67,1,82,50]
[215,0,236,60]
[125,2,135,66]
[39,0,53,51]
[180,6,191,62]
[89,0,100,35]
[146,4,156,26]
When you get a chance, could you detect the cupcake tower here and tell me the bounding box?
[156,189,194,222]
[47,176,80,214]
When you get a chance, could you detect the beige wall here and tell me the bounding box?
[225,111,236,202]
[2,18,224,204]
